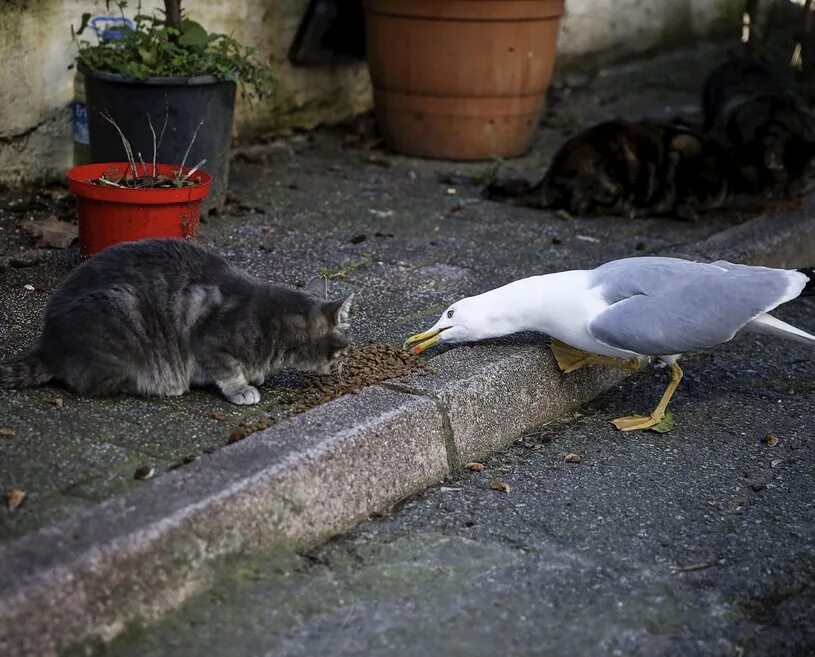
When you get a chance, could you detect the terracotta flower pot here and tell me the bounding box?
[363,0,565,160]
[67,162,212,258]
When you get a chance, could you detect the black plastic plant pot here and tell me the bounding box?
[80,64,236,214]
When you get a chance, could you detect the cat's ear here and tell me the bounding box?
[305,275,328,300]
[325,293,354,328]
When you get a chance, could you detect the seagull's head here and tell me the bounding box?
[403,297,493,355]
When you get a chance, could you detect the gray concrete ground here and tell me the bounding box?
[0,42,755,541]
[97,298,815,657]
[3,39,815,656]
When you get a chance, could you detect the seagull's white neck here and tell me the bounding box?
[465,270,596,340]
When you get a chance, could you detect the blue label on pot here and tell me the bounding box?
[73,101,89,145]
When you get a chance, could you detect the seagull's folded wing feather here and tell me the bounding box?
[586,258,806,356]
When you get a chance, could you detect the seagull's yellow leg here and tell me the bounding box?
[550,339,642,374]
[550,340,594,372]
[612,362,684,431]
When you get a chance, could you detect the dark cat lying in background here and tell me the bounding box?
[0,239,353,405]
[487,120,733,220]
[702,56,815,196]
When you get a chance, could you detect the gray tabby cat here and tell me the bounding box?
[0,239,353,405]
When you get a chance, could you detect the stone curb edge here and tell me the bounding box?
[2,207,815,656]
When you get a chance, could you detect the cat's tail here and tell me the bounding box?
[0,350,52,388]
[483,177,546,208]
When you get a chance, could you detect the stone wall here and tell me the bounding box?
[556,0,741,68]
[0,0,740,186]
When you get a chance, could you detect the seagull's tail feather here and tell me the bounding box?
[796,267,815,296]
[745,313,815,346]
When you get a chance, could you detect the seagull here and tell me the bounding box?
[403,257,815,431]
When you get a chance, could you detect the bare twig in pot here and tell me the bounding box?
[182,159,207,181]
[149,102,170,176]
[156,101,169,158]
[177,117,205,179]
[95,176,125,188]
[99,110,137,178]
[147,113,158,176]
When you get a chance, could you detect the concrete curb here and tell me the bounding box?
[2,211,815,655]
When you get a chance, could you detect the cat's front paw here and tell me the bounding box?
[225,386,261,405]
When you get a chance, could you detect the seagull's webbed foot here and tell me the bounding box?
[550,339,642,374]
[612,361,683,432]
[612,413,663,431]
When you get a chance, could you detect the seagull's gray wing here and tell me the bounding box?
[587,257,806,356]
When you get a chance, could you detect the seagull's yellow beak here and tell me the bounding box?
[403,327,448,355]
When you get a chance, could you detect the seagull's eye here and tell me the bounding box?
[447,309,455,318]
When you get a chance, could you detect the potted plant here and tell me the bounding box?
[67,161,212,258]
[67,118,212,258]
[363,0,566,160]
[73,0,273,212]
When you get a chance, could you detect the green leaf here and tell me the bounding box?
[648,410,675,433]
[75,13,92,36]
[178,20,211,47]
[72,5,275,96]
[137,47,157,66]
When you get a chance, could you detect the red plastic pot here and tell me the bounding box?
[66,162,212,258]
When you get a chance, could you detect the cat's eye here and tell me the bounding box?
[447,309,455,318]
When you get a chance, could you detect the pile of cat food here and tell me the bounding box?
[289,343,434,413]
[227,343,433,444]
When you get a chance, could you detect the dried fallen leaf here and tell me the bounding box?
[19,215,78,249]
[648,410,675,433]
[763,434,779,447]
[9,258,36,268]
[228,428,246,444]
[0,428,15,438]
[7,489,26,510]
[134,465,155,480]
[40,185,70,202]
[491,481,511,493]
[211,410,226,421]
[466,462,485,471]
[565,453,583,463]
[366,154,391,168]
[167,453,198,471]
[50,397,64,408]
[771,459,783,468]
